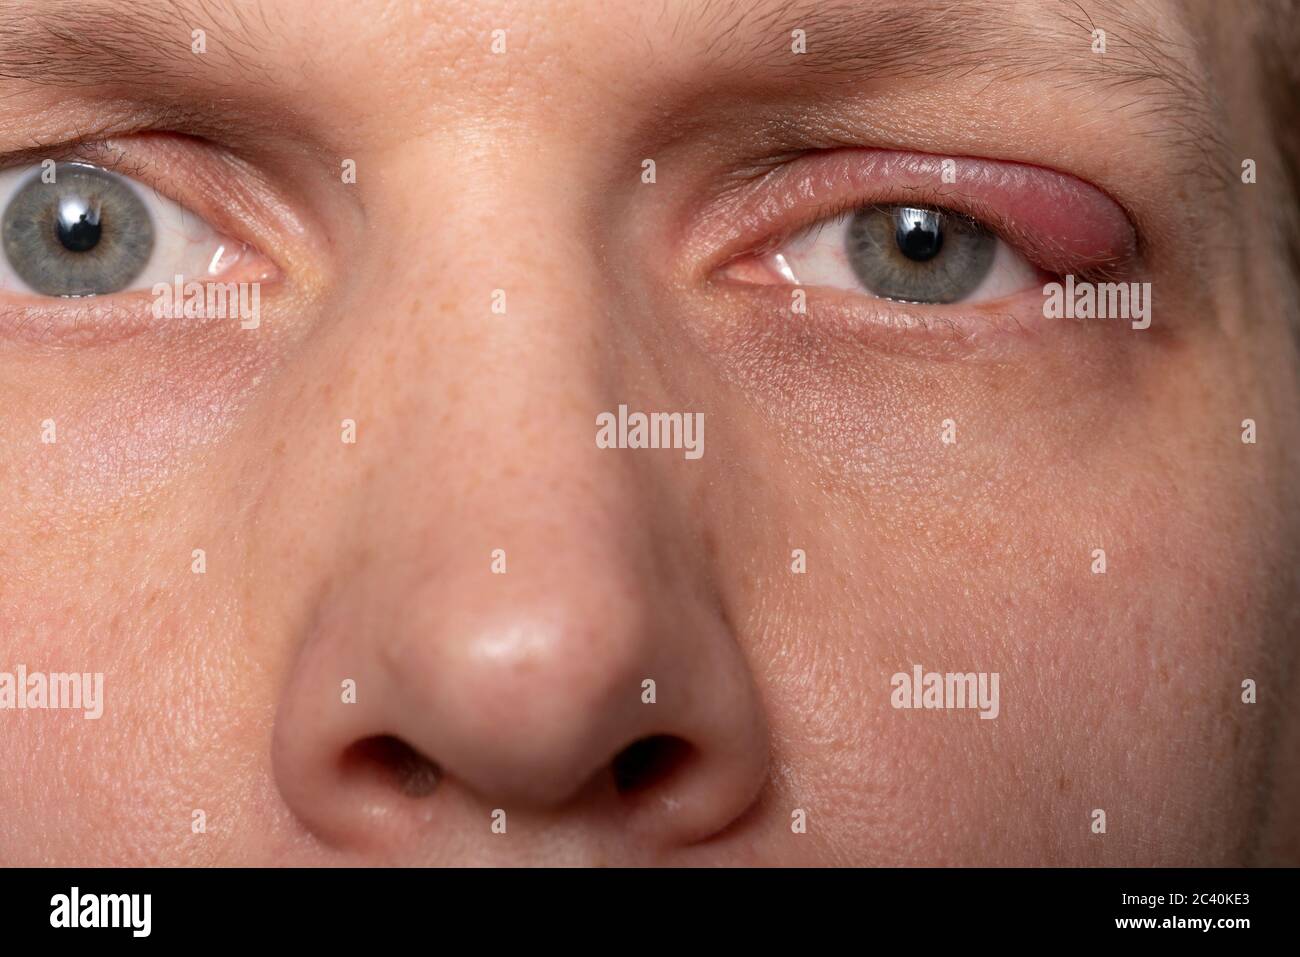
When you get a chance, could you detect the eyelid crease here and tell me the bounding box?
[0,102,222,170]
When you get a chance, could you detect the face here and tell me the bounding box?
[0,0,1296,866]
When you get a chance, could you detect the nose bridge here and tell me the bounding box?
[350,119,667,716]
[359,122,628,523]
[382,121,603,342]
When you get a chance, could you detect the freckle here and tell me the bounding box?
[274,440,286,458]
[702,529,718,560]
[1157,664,1170,685]
[1058,774,1069,792]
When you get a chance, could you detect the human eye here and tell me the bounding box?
[709,149,1140,342]
[748,203,1044,306]
[0,160,252,300]
[0,134,293,345]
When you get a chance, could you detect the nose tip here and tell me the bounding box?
[272,576,770,857]
[383,606,661,808]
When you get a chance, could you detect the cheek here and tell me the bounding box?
[740,487,1273,865]
[0,544,301,864]
[0,362,288,864]
[713,336,1283,864]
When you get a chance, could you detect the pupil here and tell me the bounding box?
[55,197,102,253]
[895,208,943,262]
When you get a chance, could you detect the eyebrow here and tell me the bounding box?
[672,0,1227,181]
[0,0,280,90]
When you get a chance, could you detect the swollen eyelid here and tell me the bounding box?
[708,149,1139,277]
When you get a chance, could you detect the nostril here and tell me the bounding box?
[341,735,442,798]
[612,735,694,795]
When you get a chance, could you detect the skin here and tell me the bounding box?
[0,0,1296,866]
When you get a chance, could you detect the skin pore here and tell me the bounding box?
[0,0,1296,865]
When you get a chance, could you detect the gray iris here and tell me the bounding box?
[2,163,154,297]
[846,205,995,304]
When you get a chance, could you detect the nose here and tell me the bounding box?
[273,527,769,856]
[269,138,769,861]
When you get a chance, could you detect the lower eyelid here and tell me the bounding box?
[0,254,281,347]
[709,264,1155,366]
[0,294,174,346]
[705,277,1044,362]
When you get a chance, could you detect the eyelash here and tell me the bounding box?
[0,141,149,189]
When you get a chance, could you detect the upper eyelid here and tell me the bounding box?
[696,149,1141,282]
